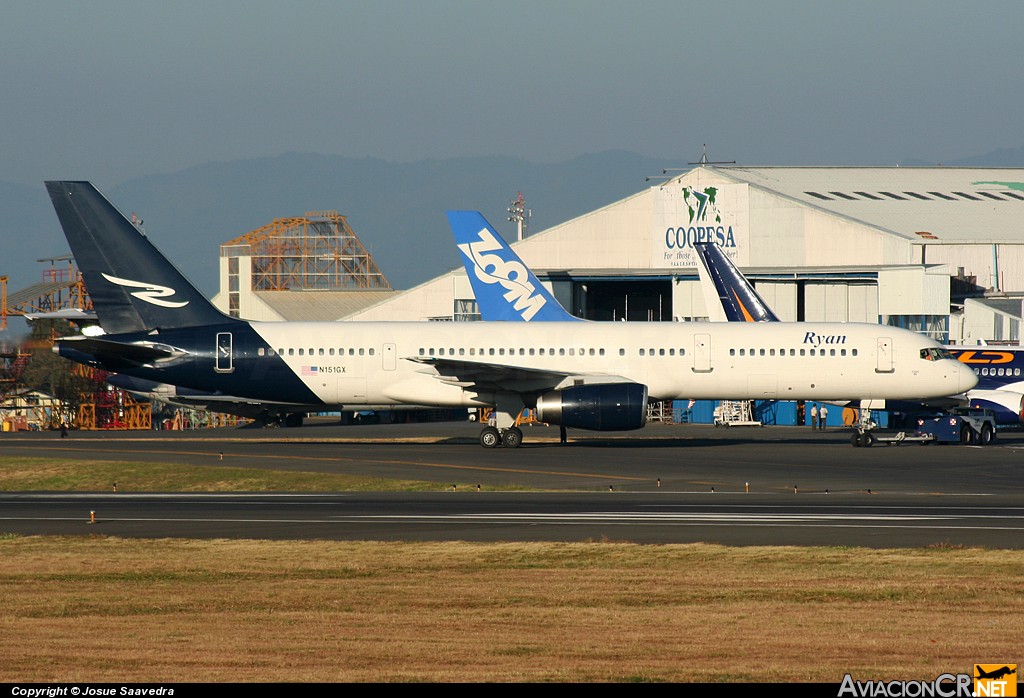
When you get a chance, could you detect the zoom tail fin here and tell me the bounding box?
[448,210,579,322]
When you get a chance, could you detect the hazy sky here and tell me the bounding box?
[3,0,1022,186]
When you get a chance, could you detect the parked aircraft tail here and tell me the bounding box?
[45,181,232,334]
[693,241,779,322]
[447,210,579,322]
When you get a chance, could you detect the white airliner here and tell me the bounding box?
[46,182,976,448]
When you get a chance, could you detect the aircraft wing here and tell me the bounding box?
[185,394,307,407]
[408,356,625,396]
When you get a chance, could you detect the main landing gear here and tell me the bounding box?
[479,425,523,448]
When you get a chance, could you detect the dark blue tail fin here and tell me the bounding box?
[45,181,232,334]
[448,210,579,322]
[693,241,779,322]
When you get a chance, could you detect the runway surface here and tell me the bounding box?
[3,421,1023,547]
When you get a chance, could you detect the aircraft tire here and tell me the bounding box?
[502,427,523,449]
[862,432,874,448]
[851,433,862,447]
[285,413,304,428]
[480,426,501,448]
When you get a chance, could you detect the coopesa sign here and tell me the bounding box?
[664,225,736,249]
[665,186,736,249]
[651,183,747,268]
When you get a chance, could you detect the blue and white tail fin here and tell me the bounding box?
[45,181,234,334]
[693,241,779,322]
[447,210,579,322]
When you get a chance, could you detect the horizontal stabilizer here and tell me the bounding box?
[55,335,184,367]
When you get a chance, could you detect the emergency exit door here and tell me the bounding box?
[215,332,234,373]
[693,333,712,373]
[876,337,893,373]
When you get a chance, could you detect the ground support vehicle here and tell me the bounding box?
[851,407,997,447]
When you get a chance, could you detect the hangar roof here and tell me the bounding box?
[966,296,1023,318]
[254,289,399,321]
[703,166,1024,243]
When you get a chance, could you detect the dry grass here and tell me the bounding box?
[1,535,1021,683]
[0,456,445,492]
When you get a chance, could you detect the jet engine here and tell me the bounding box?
[968,390,1024,426]
[535,382,648,431]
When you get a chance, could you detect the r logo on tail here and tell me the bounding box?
[101,273,190,309]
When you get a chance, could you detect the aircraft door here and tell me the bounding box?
[215,332,234,373]
[876,337,893,373]
[693,333,712,373]
[383,343,397,371]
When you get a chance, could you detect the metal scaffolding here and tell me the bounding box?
[75,368,152,431]
[1,256,92,329]
[222,211,392,292]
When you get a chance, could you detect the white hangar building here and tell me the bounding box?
[337,165,1024,346]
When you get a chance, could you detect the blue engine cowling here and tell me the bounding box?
[535,383,648,431]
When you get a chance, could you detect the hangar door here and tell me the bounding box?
[572,279,672,321]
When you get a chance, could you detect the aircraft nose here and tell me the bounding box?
[957,361,979,393]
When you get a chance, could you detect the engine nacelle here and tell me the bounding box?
[535,383,648,431]
[967,390,1024,426]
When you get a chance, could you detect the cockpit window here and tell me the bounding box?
[920,347,955,361]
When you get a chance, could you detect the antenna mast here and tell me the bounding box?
[507,191,530,241]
